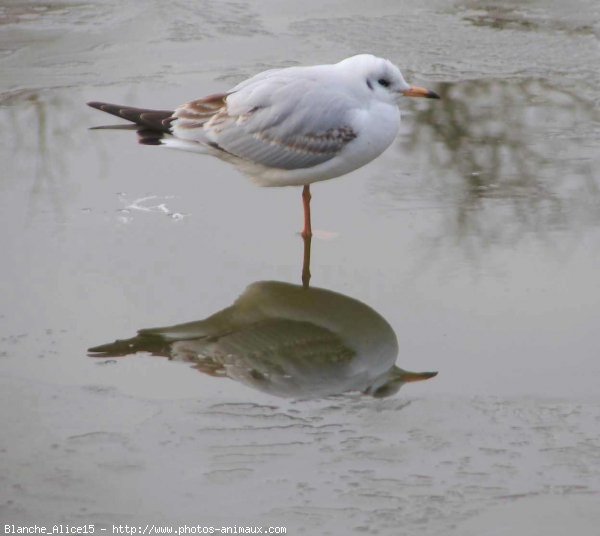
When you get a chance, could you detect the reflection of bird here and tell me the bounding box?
[89,281,437,399]
[88,54,439,237]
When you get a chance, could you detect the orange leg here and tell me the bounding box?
[301,232,312,289]
[301,185,312,239]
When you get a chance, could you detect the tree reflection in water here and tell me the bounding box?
[393,78,599,256]
[1,89,94,223]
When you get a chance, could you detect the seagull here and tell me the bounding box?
[89,281,438,399]
[88,54,439,238]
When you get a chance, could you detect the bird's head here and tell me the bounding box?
[337,54,440,103]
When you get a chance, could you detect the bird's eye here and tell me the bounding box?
[378,78,390,88]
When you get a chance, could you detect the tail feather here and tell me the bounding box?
[87,101,175,133]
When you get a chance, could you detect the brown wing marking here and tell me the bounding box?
[174,93,229,129]
[254,126,357,156]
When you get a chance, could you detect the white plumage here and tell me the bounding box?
[88,54,439,233]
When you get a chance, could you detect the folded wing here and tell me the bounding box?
[172,71,358,170]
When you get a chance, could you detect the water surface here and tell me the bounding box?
[1,0,599,533]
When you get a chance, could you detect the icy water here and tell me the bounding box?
[1,0,600,533]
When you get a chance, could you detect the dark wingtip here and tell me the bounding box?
[427,90,441,100]
[87,101,105,110]
[137,128,164,145]
[87,341,124,357]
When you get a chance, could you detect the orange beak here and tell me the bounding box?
[402,86,440,99]
[395,369,438,383]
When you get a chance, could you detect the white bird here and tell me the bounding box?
[88,281,438,399]
[88,54,439,237]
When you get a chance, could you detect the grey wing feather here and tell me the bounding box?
[212,118,357,170]
[176,318,355,372]
[175,70,358,170]
[170,318,356,397]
